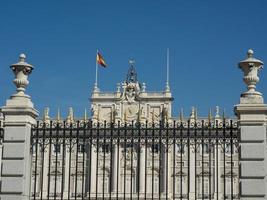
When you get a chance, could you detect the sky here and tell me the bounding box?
[0,0,267,119]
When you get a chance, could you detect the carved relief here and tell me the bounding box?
[124,83,139,103]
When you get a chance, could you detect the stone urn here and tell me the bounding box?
[238,49,264,103]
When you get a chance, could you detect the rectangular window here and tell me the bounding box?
[53,144,61,153]
[151,144,159,153]
[176,144,184,154]
[78,144,85,153]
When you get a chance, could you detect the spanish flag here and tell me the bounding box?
[96,52,107,67]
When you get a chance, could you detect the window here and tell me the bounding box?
[53,144,61,153]
[101,144,111,153]
[201,144,209,154]
[175,177,186,196]
[49,175,62,197]
[125,175,135,194]
[74,175,85,195]
[78,144,85,153]
[225,144,233,154]
[176,144,184,154]
[151,144,159,153]
[197,177,210,198]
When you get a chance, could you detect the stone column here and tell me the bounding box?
[90,144,97,194]
[189,146,195,199]
[214,143,222,200]
[63,147,70,198]
[139,144,146,194]
[0,54,38,200]
[42,147,50,197]
[235,49,267,199]
[112,143,121,193]
[161,144,171,195]
[161,144,167,194]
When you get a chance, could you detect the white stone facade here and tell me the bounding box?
[28,65,239,199]
[1,50,267,200]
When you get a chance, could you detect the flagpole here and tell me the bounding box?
[166,48,170,92]
[94,49,99,91]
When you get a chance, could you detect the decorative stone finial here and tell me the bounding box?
[165,82,170,92]
[67,107,74,122]
[247,49,254,58]
[215,106,220,118]
[43,107,50,121]
[190,106,195,119]
[208,108,212,122]
[116,83,121,93]
[19,53,26,62]
[83,108,87,121]
[238,49,264,103]
[142,83,146,92]
[93,83,100,93]
[222,108,226,119]
[56,108,61,121]
[194,108,198,120]
[10,53,34,98]
[179,108,184,122]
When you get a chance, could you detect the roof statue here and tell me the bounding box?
[126,60,138,83]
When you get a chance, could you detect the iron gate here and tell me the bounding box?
[31,119,239,200]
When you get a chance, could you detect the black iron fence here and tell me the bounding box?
[31,119,239,200]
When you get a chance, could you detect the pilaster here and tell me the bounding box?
[0,54,38,200]
[234,49,267,199]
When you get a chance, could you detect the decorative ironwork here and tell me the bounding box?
[31,119,239,200]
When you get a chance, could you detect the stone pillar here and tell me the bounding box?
[161,144,167,194]
[112,143,121,193]
[235,49,267,199]
[0,54,38,200]
[161,144,171,195]
[42,148,50,197]
[63,147,70,197]
[214,143,222,200]
[139,144,146,194]
[90,144,97,194]
[189,146,195,199]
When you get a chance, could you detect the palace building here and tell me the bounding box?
[2,49,266,200]
[91,62,173,124]
[28,61,239,199]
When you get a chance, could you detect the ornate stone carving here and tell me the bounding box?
[91,104,97,119]
[10,53,34,98]
[238,49,264,102]
[125,104,138,120]
[125,83,138,103]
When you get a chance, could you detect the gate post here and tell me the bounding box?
[0,54,38,200]
[235,49,267,199]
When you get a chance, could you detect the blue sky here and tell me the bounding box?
[0,0,267,118]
